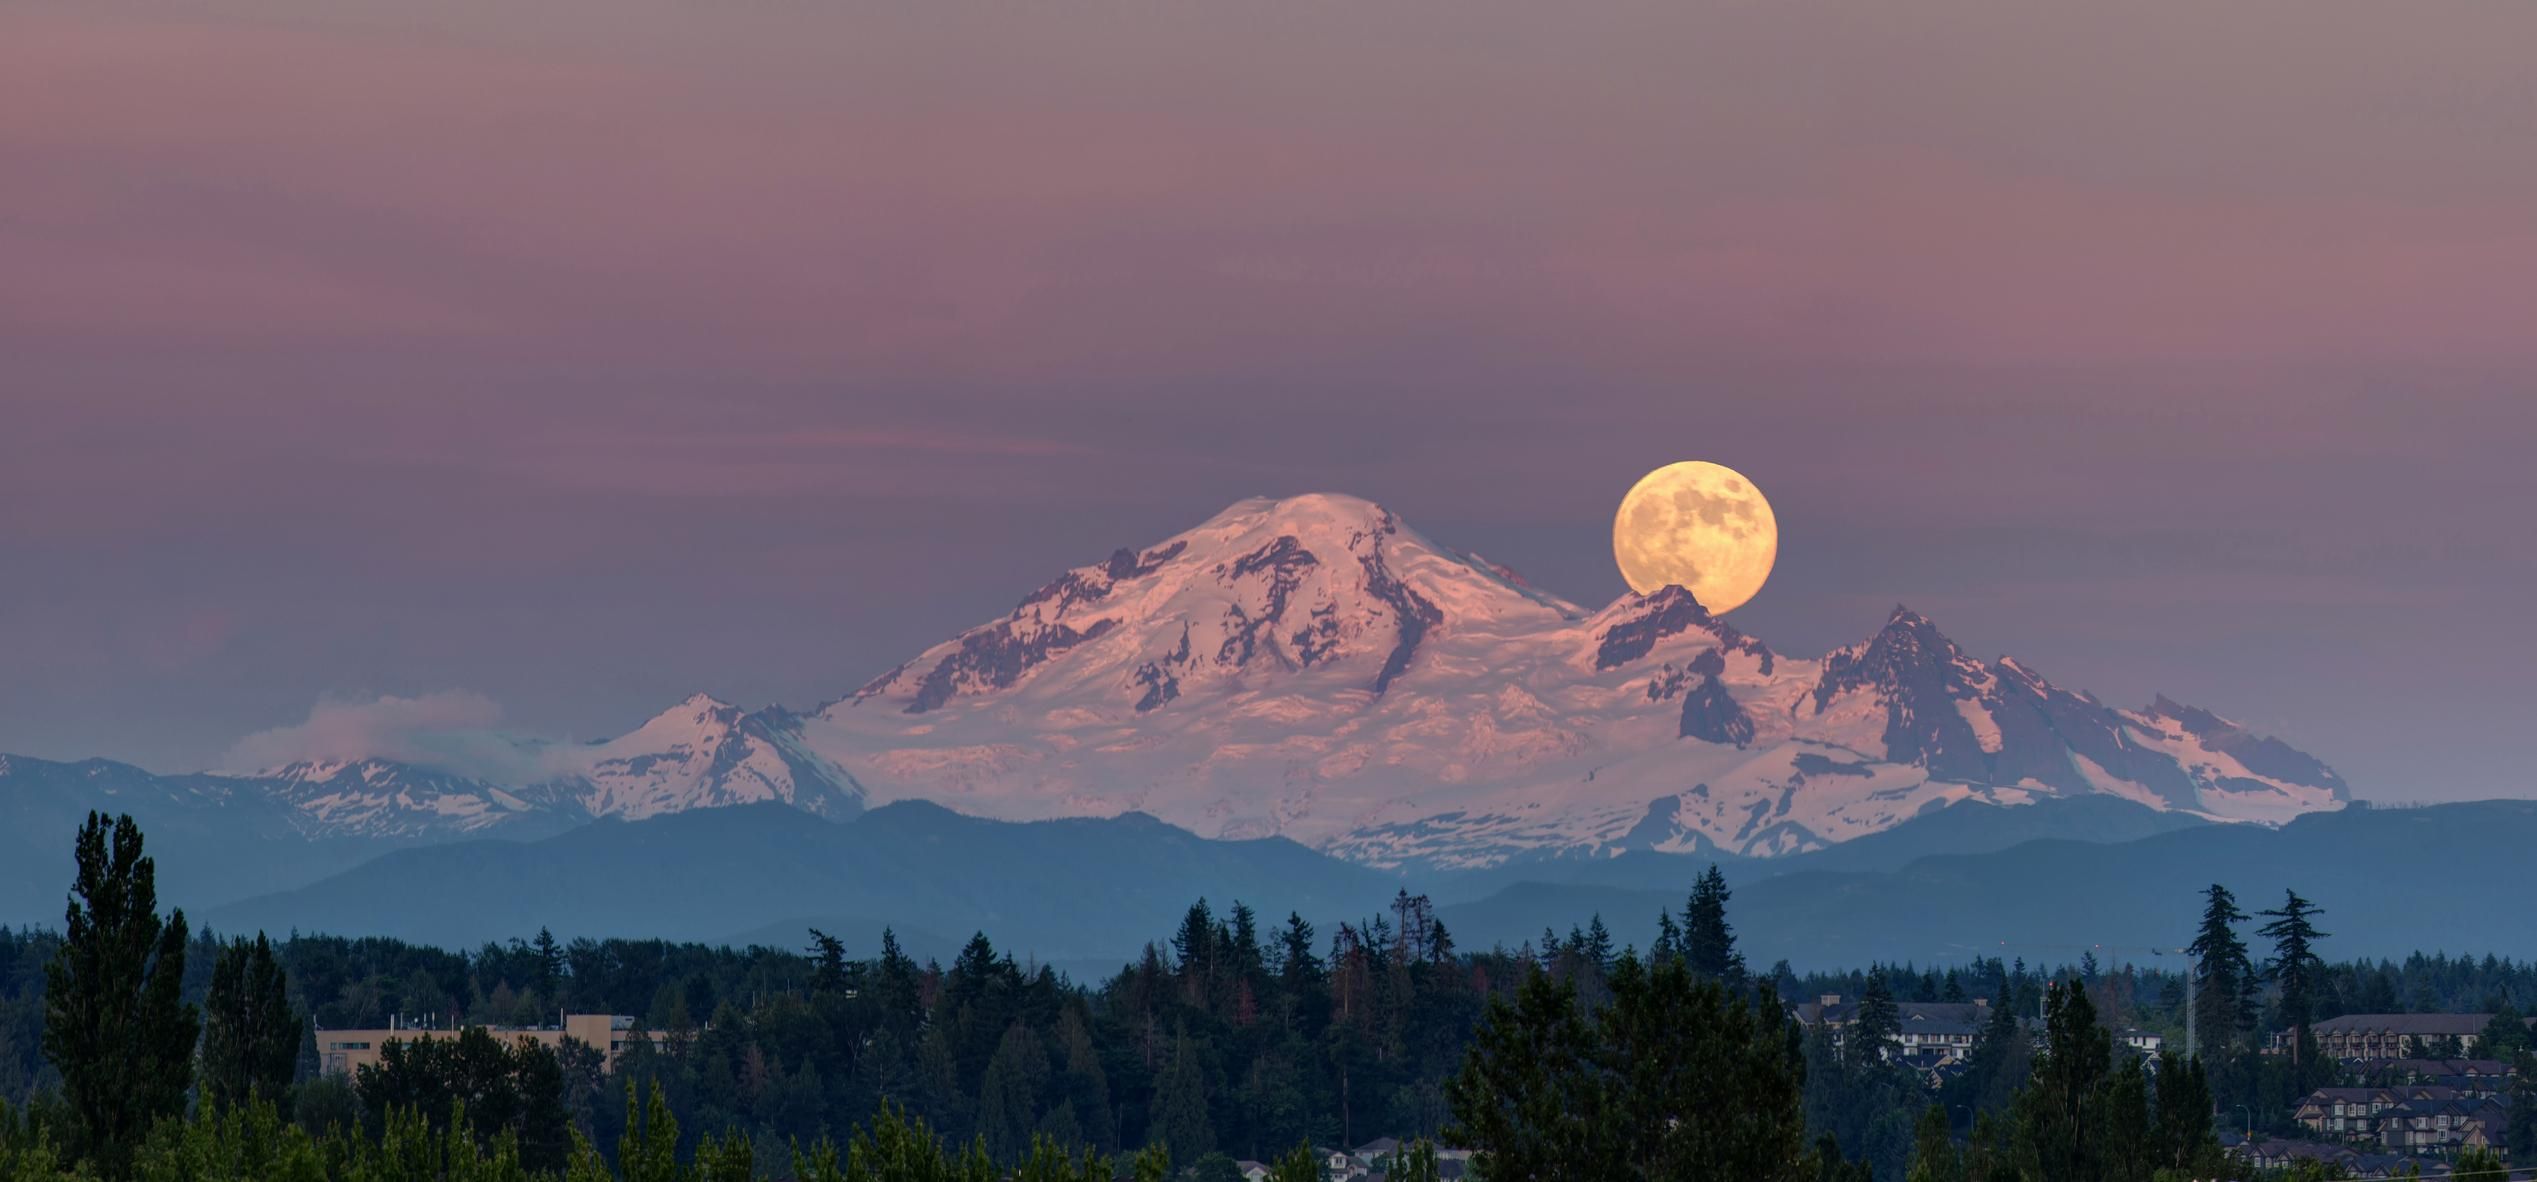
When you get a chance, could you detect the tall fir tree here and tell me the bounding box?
[2257,890,2329,1071]
[2148,1051,2220,1176]
[978,1022,1053,1163]
[1651,910,1682,964]
[1227,903,1263,984]
[199,931,302,1110]
[2508,1049,2537,1162]
[1447,956,1812,1180]
[1683,865,1745,982]
[43,812,200,1176]
[2477,1004,2530,1061]
[2187,884,2254,1056]
[1265,1141,1321,1182]
[1172,901,1218,1008]
[1580,916,1615,974]
[1904,1104,1960,1182]
[1152,1032,1213,1163]
[1275,913,1322,988]
[2013,980,2113,1181]
[1845,971,1901,1072]
[531,926,564,1006]
[806,928,850,995]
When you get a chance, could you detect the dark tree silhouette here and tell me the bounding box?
[43,812,199,1176]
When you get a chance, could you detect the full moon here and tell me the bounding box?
[1612,461,1778,613]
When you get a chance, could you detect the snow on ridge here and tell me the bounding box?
[791,494,2353,869]
[105,496,2343,862]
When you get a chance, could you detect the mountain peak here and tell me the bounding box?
[1196,491,1394,535]
[582,697,863,821]
[1876,603,1954,645]
[1587,586,1774,673]
[838,492,1583,718]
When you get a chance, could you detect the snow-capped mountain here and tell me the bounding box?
[1,493,2345,875]
[176,696,869,841]
[800,493,2348,868]
[253,758,573,838]
[578,694,864,821]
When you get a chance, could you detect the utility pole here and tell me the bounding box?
[2186,963,2197,1060]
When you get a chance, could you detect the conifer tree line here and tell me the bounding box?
[4,812,2535,1180]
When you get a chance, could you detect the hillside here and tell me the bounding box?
[1439,800,2537,969]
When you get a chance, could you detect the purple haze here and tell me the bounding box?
[4,1,2534,799]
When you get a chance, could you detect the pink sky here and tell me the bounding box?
[4,0,2533,797]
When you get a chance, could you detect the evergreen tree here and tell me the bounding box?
[1153,1032,1212,1163]
[1053,1007,1117,1154]
[916,1025,970,1141]
[1227,904,1264,984]
[531,927,564,1005]
[200,931,303,1110]
[1845,971,1900,1072]
[2477,1004,2530,1061]
[2187,884,2254,1056]
[1445,969,1595,1177]
[1266,1140,1322,1182]
[1447,956,1812,1180]
[874,927,924,1034]
[618,1079,681,1182]
[1904,1105,1960,1182]
[1394,1138,1442,1182]
[806,929,850,995]
[1580,917,1615,975]
[1683,866,1744,982]
[978,1022,1053,1163]
[44,812,200,1176]
[353,1024,570,1172]
[1812,1135,1873,1182]
[1172,901,1218,1008]
[2012,981,2112,1181]
[2455,1146,2508,1180]
[2258,891,2329,1071]
[2148,1052,2220,1176]
[2508,1049,2537,1162]
[2096,1058,2151,1182]
[1276,914,1323,993]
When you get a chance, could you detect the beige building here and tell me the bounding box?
[318,1013,639,1077]
[2286,1013,2530,1062]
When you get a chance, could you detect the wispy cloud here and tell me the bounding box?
[221,691,575,784]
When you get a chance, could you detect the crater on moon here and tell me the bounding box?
[1613,461,1778,614]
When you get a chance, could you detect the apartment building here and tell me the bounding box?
[317,1013,640,1077]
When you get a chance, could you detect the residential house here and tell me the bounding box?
[1791,995,1994,1066]
[2238,1138,2414,1178]
[2295,1087,2402,1141]
[2286,1013,2531,1061]
[2371,1058,2512,1097]
[2378,1093,2512,1154]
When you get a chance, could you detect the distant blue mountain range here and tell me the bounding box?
[166,797,2537,974]
[7,763,2526,973]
